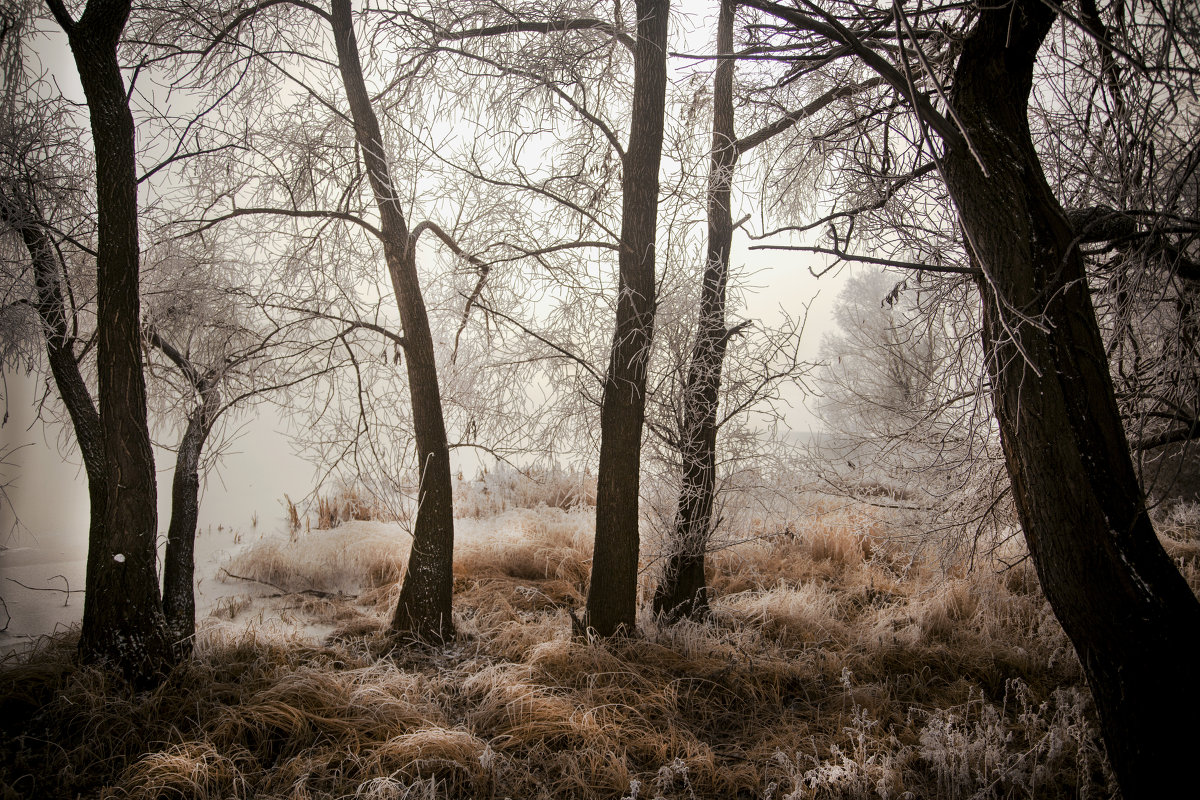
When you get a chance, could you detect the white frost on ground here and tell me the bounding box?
[0,544,85,655]
[1,519,252,659]
[1,504,596,659]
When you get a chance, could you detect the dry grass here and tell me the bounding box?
[3,492,1177,799]
[314,484,401,529]
[454,464,597,518]
[221,520,409,595]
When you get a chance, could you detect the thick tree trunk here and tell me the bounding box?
[944,3,1200,793]
[585,0,671,637]
[653,0,737,622]
[49,0,173,686]
[330,0,455,641]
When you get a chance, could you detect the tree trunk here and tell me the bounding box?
[653,0,736,622]
[585,0,671,637]
[49,0,173,686]
[143,326,221,655]
[8,202,110,647]
[330,0,455,641]
[944,3,1200,793]
[161,379,219,655]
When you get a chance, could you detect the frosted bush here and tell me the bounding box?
[917,680,1114,798]
[766,706,910,800]
[1163,499,1200,529]
[1157,500,1200,550]
[653,758,697,800]
[760,681,1114,800]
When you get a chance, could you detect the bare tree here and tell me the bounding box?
[141,242,333,652]
[742,0,1200,791]
[3,1,332,660]
[652,0,873,620]
[44,0,175,684]
[581,0,672,637]
[325,0,458,639]
[650,0,739,621]
[182,0,547,640]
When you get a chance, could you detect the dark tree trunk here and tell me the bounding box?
[7,202,109,642]
[19,228,103,483]
[653,0,737,622]
[330,0,455,641]
[585,0,671,637]
[48,0,173,686]
[944,3,1200,793]
[146,326,221,656]
[161,405,207,654]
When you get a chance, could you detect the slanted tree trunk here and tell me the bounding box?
[330,0,455,641]
[145,327,221,655]
[943,2,1200,793]
[5,200,109,637]
[585,0,671,637]
[160,403,211,653]
[653,0,736,622]
[47,0,173,686]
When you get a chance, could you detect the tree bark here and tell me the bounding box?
[160,404,208,655]
[943,2,1200,793]
[5,200,110,647]
[330,0,455,641]
[584,0,671,637]
[653,0,736,622]
[48,0,173,686]
[146,326,222,656]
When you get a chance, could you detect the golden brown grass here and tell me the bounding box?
[221,520,409,596]
[454,465,597,518]
[7,492,1189,798]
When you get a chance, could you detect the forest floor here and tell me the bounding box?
[3,478,1198,799]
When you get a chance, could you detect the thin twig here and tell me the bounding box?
[5,577,85,606]
[218,567,289,594]
[49,574,72,606]
[217,568,341,599]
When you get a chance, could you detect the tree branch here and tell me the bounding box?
[752,162,937,238]
[1132,421,1200,452]
[198,0,331,65]
[741,0,965,149]
[475,300,602,383]
[735,76,887,154]
[179,206,383,241]
[434,16,635,53]
[749,242,978,276]
[412,219,487,269]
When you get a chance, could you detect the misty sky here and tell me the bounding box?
[0,2,843,559]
